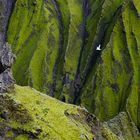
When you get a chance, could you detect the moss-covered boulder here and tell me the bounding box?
[0,85,139,140]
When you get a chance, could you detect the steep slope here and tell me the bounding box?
[0,85,139,140]
[80,0,140,127]
[7,0,140,129]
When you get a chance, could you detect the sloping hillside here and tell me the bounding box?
[0,85,139,140]
[0,0,140,139]
[7,0,140,129]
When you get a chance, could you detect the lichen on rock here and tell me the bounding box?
[0,0,16,93]
[0,42,16,93]
[0,43,16,93]
[0,85,139,140]
[0,0,139,139]
[0,43,16,69]
[0,69,15,93]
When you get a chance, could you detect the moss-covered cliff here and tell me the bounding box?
[7,0,140,130]
[0,85,139,140]
[0,0,140,139]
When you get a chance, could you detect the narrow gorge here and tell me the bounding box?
[0,0,140,139]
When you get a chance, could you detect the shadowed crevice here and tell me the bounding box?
[0,61,5,74]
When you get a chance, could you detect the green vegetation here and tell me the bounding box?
[7,0,140,130]
[0,85,139,139]
[8,0,60,94]
[0,85,94,139]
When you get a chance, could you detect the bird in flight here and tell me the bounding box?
[96,44,101,51]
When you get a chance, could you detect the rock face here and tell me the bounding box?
[0,68,15,92]
[0,85,139,140]
[0,43,16,93]
[0,0,16,92]
[0,0,15,45]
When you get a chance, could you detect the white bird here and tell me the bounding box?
[96,44,101,51]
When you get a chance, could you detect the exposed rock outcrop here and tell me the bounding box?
[0,0,16,92]
[0,43,16,93]
[0,0,15,45]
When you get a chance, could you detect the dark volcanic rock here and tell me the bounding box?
[0,68,15,92]
[0,43,16,69]
[0,43,16,93]
[0,0,16,93]
[0,0,15,45]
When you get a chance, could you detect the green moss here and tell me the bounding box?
[8,0,60,93]
[5,131,14,138]
[7,0,140,128]
[0,85,139,139]
[15,135,28,140]
[81,5,131,121]
[1,85,94,140]
[63,0,83,80]
[80,0,140,128]
[122,1,140,127]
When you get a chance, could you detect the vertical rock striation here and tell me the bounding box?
[7,0,140,129]
[0,85,139,139]
[0,0,15,44]
[0,0,16,92]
